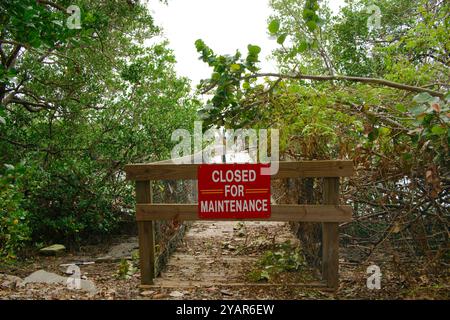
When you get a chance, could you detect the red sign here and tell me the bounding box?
[198,163,271,219]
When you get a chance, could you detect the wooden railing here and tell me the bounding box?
[124,160,354,288]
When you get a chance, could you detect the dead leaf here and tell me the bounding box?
[425,170,433,183]
[391,223,401,234]
[220,289,233,296]
[206,287,218,292]
[140,290,155,296]
[431,103,441,113]
[169,290,184,298]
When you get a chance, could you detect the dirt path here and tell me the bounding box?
[157,221,303,286]
[1,221,448,300]
[149,221,327,298]
[0,221,329,300]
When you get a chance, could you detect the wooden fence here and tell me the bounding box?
[124,160,354,289]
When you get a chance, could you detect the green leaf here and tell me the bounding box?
[247,44,261,55]
[379,127,391,136]
[298,40,308,53]
[211,72,220,80]
[260,270,270,281]
[7,68,18,78]
[402,153,413,161]
[413,92,434,104]
[195,39,205,51]
[430,125,447,136]
[277,33,287,45]
[306,20,317,31]
[230,64,241,72]
[268,19,280,34]
[444,91,450,103]
[0,116,5,125]
[24,9,36,22]
[84,12,96,23]
[29,35,42,48]
[395,104,406,113]
[410,104,427,116]
[4,164,14,171]
[368,128,379,141]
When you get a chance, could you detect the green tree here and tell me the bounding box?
[0,0,198,251]
[195,0,449,262]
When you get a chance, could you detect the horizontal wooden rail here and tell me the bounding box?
[125,160,354,181]
[135,204,352,222]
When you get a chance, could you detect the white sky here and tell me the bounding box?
[146,0,345,87]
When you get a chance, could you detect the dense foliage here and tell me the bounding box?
[0,0,198,258]
[196,0,449,263]
[0,0,448,271]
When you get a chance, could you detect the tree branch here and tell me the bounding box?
[5,44,22,69]
[9,98,52,112]
[36,0,66,12]
[244,73,445,98]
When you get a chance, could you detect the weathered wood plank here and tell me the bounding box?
[136,181,155,285]
[124,160,354,181]
[141,281,330,289]
[135,204,352,222]
[322,178,340,289]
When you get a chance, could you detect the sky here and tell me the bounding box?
[146,0,346,87]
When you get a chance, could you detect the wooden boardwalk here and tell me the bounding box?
[146,221,327,290]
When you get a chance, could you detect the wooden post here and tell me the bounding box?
[322,177,340,289]
[136,180,155,285]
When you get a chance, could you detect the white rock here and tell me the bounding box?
[0,274,23,289]
[1,280,13,289]
[23,270,97,294]
[23,270,66,285]
[39,244,66,255]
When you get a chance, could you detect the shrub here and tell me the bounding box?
[0,164,31,260]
